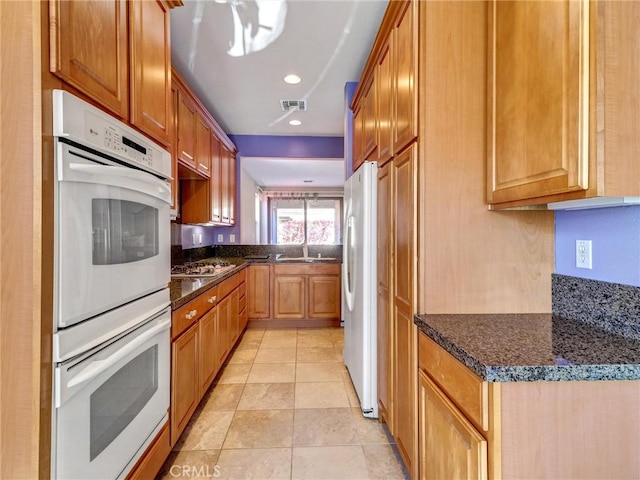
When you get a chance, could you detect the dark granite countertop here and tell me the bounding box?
[170,261,248,309]
[414,313,640,382]
[170,256,342,309]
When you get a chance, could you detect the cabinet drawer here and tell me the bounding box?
[274,263,341,276]
[418,332,488,431]
[218,275,239,300]
[172,286,217,339]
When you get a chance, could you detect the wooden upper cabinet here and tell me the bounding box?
[362,76,378,162]
[228,151,237,225]
[210,135,222,223]
[488,1,640,208]
[129,0,172,146]
[220,145,231,224]
[376,39,394,164]
[49,0,128,118]
[195,116,211,177]
[487,0,589,206]
[393,0,418,153]
[177,89,197,169]
[170,83,179,211]
[352,105,365,173]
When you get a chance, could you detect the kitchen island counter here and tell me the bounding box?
[414,313,640,382]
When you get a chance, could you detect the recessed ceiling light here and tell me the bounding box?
[289,119,302,126]
[284,74,302,85]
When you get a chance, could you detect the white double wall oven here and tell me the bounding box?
[52,90,172,480]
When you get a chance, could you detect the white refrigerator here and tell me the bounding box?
[342,161,378,418]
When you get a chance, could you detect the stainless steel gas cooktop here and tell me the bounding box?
[170,261,235,278]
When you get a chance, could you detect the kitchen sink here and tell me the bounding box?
[275,255,337,263]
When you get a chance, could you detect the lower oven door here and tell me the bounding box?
[53,308,170,480]
[56,141,171,328]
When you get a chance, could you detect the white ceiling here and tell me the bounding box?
[242,156,345,187]
[170,0,388,187]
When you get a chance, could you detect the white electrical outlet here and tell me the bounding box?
[192,233,196,245]
[229,234,236,243]
[217,234,224,242]
[576,240,593,269]
[198,233,203,244]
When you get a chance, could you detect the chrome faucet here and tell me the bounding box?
[302,242,309,258]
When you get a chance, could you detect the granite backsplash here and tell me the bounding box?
[172,243,343,265]
[552,273,640,340]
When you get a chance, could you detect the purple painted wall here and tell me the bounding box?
[229,135,344,158]
[180,133,346,247]
[555,206,640,287]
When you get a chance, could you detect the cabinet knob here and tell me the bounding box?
[208,295,217,303]
[185,309,197,320]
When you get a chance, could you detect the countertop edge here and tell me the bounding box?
[414,314,640,383]
[170,262,249,309]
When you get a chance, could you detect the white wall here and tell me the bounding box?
[240,163,259,244]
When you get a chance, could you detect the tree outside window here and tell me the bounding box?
[270,197,342,245]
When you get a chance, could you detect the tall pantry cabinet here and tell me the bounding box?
[352,0,418,475]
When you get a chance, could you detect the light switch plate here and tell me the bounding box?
[229,234,236,243]
[217,234,224,242]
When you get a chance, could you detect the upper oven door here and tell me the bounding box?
[56,141,171,328]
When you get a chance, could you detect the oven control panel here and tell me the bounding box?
[53,89,172,180]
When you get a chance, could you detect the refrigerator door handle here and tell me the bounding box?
[343,215,355,311]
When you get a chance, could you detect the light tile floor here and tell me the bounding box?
[159,327,408,480]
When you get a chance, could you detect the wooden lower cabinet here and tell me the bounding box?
[394,306,415,472]
[273,276,305,318]
[216,295,230,365]
[229,289,240,344]
[307,275,341,318]
[419,370,487,480]
[248,264,271,319]
[198,307,218,397]
[170,322,199,446]
[417,330,640,478]
[270,263,342,325]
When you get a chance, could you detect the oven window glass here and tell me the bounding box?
[89,345,158,461]
[92,199,159,265]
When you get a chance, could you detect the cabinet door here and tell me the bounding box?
[393,0,418,153]
[171,323,199,445]
[210,135,222,223]
[228,151,236,225]
[229,289,240,345]
[220,145,231,224]
[177,89,197,169]
[273,276,305,319]
[393,144,416,472]
[49,0,128,118]
[129,0,171,146]
[248,265,271,318]
[216,296,230,365]
[352,105,364,173]
[195,117,211,177]
[377,161,393,429]
[169,83,179,212]
[198,307,218,397]
[362,76,377,161]
[308,275,341,319]
[419,370,488,480]
[487,1,589,205]
[376,39,394,164]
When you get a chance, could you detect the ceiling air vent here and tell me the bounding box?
[280,99,307,112]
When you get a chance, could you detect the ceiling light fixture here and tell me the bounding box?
[284,74,302,84]
[303,180,313,183]
[289,119,302,126]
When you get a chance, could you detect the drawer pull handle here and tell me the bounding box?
[185,310,197,320]
[208,296,217,303]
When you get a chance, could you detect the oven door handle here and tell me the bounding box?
[68,163,171,203]
[66,318,171,390]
